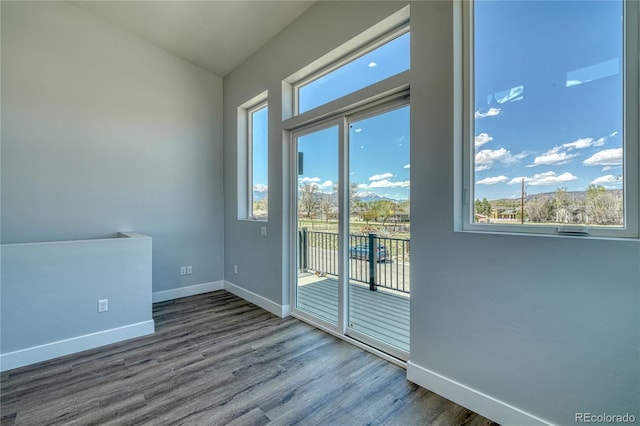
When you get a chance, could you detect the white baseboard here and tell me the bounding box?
[0,320,155,372]
[224,281,290,318]
[152,281,224,303]
[406,361,552,426]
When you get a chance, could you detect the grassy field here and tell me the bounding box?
[298,219,410,240]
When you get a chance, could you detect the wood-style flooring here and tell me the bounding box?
[1,291,498,425]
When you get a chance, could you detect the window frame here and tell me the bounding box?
[293,24,410,116]
[238,94,268,221]
[460,0,639,239]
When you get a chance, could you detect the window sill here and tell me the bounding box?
[238,217,268,223]
[456,226,639,242]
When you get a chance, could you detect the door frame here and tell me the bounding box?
[287,95,410,361]
[289,117,346,334]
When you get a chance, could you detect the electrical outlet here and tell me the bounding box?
[260,226,267,236]
[98,299,108,313]
[186,266,192,274]
[233,265,238,274]
[180,266,186,275]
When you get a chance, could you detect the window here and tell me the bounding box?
[463,0,638,237]
[297,29,410,114]
[238,95,268,220]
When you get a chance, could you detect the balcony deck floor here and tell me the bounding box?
[297,273,409,352]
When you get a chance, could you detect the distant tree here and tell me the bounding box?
[299,184,320,219]
[474,198,492,216]
[554,187,569,210]
[586,184,606,201]
[397,200,410,212]
[332,182,361,212]
[586,184,621,225]
[253,196,268,217]
[361,208,378,224]
[525,198,555,223]
[319,193,336,223]
[494,199,519,208]
[369,200,397,226]
[349,182,360,208]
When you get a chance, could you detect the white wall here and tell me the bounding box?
[223,1,640,424]
[1,233,153,371]
[1,1,224,293]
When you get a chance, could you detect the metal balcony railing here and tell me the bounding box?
[298,228,410,294]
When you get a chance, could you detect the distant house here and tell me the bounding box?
[475,213,488,223]
[390,210,410,223]
[491,206,518,220]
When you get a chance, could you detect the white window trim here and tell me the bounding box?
[237,92,268,221]
[459,0,639,239]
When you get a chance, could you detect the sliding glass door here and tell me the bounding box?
[346,104,410,357]
[291,101,410,360]
[294,122,341,328]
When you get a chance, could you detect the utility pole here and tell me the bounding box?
[521,178,525,224]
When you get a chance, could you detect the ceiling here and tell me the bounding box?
[69,1,317,77]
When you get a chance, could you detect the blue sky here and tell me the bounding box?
[473,0,624,201]
[295,106,410,201]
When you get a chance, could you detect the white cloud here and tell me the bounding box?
[368,62,377,68]
[403,163,410,169]
[583,148,623,166]
[562,137,605,150]
[601,165,620,172]
[474,108,501,119]
[508,171,578,186]
[476,175,508,185]
[474,133,493,148]
[362,179,410,189]
[355,128,362,133]
[527,135,613,168]
[476,148,510,166]
[253,184,268,193]
[369,172,394,181]
[475,147,525,170]
[528,150,578,167]
[592,174,622,185]
[319,180,334,188]
[610,131,619,138]
[298,176,321,184]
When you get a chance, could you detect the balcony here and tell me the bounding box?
[297,229,410,352]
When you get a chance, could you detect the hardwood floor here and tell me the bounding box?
[1,291,497,425]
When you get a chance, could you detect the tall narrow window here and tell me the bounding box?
[464,0,638,237]
[249,102,268,220]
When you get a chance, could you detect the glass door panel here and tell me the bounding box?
[347,105,410,355]
[295,125,340,325]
